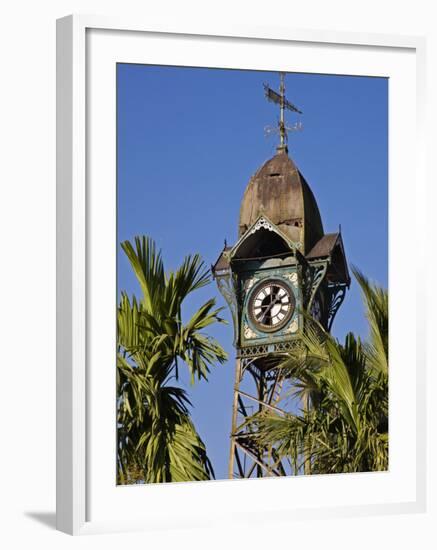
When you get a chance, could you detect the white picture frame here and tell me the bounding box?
[56,14,427,535]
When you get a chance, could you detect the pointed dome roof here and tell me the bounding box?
[238,150,324,255]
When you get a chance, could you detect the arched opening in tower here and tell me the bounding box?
[231,228,292,261]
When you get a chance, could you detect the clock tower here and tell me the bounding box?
[213,74,350,478]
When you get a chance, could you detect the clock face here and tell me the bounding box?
[248,279,295,332]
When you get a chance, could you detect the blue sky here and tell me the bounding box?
[117,64,388,481]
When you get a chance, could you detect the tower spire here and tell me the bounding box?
[279,72,286,150]
[264,72,303,153]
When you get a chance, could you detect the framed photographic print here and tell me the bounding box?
[56,15,427,535]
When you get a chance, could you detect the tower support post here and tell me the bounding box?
[228,358,242,478]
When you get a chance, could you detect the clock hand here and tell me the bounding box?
[259,296,281,323]
[258,306,270,323]
[259,301,274,322]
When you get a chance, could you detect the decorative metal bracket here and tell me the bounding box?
[216,270,239,346]
[307,262,328,311]
[326,284,347,332]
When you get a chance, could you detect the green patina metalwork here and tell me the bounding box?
[239,265,302,347]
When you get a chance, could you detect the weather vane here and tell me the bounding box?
[263,72,302,152]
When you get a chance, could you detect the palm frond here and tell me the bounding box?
[117,236,226,483]
[352,266,388,377]
[121,237,165,312]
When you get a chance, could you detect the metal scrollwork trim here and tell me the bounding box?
[327,284,347,332]
[249,217,274,234]
[216,271,239,345]
[307,262,328,310]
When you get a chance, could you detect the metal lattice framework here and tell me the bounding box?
[237,340,303,359]
[228,356,300,478]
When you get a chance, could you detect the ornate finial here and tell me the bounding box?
[264,72,303,153]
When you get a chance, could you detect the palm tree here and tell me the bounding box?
[246,268,388,475]
[117,236,227,484]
